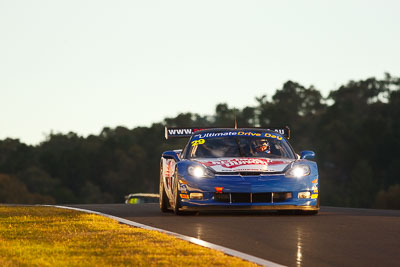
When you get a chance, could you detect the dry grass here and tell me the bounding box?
[0,206,258,266]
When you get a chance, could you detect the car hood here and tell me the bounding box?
[194,157,294,173]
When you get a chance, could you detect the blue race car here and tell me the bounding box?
[160,127,319,215]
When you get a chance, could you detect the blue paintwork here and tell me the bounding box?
[162,151,180,162]
[175,159,318,208]
[300,150,315,160]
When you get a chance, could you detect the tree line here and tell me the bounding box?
[1,74,399,209]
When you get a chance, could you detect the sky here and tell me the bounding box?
[1,0,399,145]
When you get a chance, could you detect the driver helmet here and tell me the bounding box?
[255,139,271,153]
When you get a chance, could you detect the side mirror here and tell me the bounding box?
[162,151,180,162]
[174,149,182,158]
[300,150,315,160]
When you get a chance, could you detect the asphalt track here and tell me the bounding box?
[68,204,400,267]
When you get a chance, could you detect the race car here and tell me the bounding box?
[159,127,319,215]
[125,193,160,204]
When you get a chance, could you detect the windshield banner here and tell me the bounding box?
[165,126,290,139]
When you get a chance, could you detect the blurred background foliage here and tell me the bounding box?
[1,74,399,209]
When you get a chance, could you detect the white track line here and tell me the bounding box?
[50,205,285,267]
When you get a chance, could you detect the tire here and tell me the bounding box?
[299,196,320,215]
[159,165,170,212]
[277,210,296,215]
[171,168,196,216]
[278,196,320,215]
[172,172,184,215]
[299,209,319,215]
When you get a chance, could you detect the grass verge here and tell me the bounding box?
[0,206,259,266]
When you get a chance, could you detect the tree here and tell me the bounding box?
[0,74,399,209]
[0,174,54,204]
[374,184,400,210]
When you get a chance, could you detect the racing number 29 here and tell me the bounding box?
[191,139,205,146]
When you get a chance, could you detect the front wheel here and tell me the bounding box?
[299,209,319,215]
[159,166,170,212]
[171,169,196,216]
[299,196,320,215]
[172,175,183,215]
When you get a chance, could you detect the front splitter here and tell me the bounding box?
[181,205,319,211]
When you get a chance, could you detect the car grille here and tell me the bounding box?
[214,192,292,203]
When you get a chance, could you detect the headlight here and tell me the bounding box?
[187,165,214,178]
[285,164,310,178]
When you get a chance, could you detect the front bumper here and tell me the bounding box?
[180,196,319,211]
[178,173,319,211]
[181,204,319,211]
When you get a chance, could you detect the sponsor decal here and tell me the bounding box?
[164,160,174,177]
[193,131,283,141]
[193,131,238,139]
[163,160,175,189]
[178,179,188,185]
[262,133,283,140]
[191,138,205,147]
[200,158,286,169]
[168,128,193,135]
[165,127,289,139]
[167,128,204,136]
[215,187,224,193]
[179,182,187,192]
[165,127,206,139]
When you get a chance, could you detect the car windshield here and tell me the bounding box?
[185,131,295,159]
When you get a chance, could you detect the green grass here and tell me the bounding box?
[0,206,259,266]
